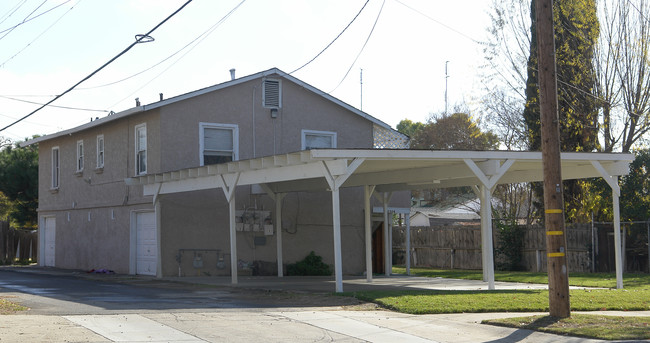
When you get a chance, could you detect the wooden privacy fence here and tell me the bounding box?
[392,223,599,273]
[0,221,38,264]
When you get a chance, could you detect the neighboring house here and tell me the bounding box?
[24,68,409,277]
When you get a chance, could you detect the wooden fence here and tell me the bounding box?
[392,223,598,273]
[0,221,38,264]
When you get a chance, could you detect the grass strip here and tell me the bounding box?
[392,267,650,289]
[344,288,650,314]
[483,314,650,341]
[0,298,27,315]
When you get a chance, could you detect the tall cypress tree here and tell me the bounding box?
[523,0,600,152]
[523,0,600,222]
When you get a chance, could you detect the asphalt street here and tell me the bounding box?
[0,267,641,343]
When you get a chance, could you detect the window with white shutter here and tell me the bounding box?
[200,123,239,166]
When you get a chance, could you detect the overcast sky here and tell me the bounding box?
[0,0,491,141]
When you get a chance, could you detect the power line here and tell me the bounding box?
[80,0,246,91]
[330,0,386,93]
[0,0,193,133]
[0,0,28,27]
[290,0,370,74]
[0,0,54,41]
[393,0,481,44]
[1,0,81,68]
[0,94,107,112]
[104,0,247,109]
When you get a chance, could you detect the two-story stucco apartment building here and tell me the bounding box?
[24,68,410,280]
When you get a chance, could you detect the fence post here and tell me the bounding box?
[591,213,595,273]
[647,220,650,273]
[536,249,542,272]
[622,225,626,273]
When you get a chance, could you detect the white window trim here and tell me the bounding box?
[199,122,239,166]
[135,123,147,176]
[51,146,60,190]
[301,129,337,150]
[96,135,104,169]
[76,140,84,172]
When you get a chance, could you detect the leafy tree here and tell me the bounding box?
[621,149,650,222]
[396,119,425,139]
[0,141,38,227]
[411,112,499,150]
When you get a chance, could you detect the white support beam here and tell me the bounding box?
[405,213,411,276]
[218,172,240,286]
[383,192,392,276]
[480,185,495,290]
[364,185,376,282]
[275,193,286,277]
[591,161,623,289]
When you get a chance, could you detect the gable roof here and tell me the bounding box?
[22,68,402,146]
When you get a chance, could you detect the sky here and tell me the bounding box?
[0,0,492,142]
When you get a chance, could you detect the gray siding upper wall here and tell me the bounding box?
[158,76,374,172]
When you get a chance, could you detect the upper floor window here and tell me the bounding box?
[76,140,84,172]
[262,79,281,108]
[135,124,147,175]
[51,147,60,189]
[200,123,238,166]
[301,130,337,150]
[96,135,105,168]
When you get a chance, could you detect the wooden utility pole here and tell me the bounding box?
[536,0,571,318]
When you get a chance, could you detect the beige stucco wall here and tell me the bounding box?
[36,71,408,276]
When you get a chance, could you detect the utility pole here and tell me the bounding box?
[445,61,449,115]
[536,0,570,318]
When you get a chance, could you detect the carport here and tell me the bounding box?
[126,149,634,292]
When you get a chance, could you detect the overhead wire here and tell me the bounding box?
[80,0,246,91]
[0,0,71,36]
[0,94,107,112]
[0,0,193,133]
[289,0,370,75]
[1,0,81,68]
[330,0,385,93]
[104,0,247,109]
[0,0,28,27]
[0,0,49,41]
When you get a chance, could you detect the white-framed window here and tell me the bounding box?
[135,123,147,175]
[96,135,104,168]
[199,122,238,166]
[262,78,281,108]
[51,147,60,189]
[301,130,337,150]
[76,140,84,172]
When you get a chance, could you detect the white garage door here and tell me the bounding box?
[135,212,157,276]
[43,216,56,267]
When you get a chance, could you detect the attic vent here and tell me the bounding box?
[263,79,281,108]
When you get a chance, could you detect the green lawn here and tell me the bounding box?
[341,267,650,340]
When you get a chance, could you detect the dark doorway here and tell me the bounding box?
[372,222,385,274]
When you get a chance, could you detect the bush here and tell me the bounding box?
[287,251,332,276]
[495,219,525,271]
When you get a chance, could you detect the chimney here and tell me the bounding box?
[159,93,163,101]
[230,68,236,80]
[135,98,141,106]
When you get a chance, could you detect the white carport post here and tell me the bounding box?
[217,173,241,285]
[321,158,365,293]
[591,161,624,289]
[382,192,393,276]
[364,185,376,282]
[260,184,286,278]
[464,159,515,290]
[405,213,411,276]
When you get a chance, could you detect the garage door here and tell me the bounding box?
[135,212,157,276]
[43,217,56,267]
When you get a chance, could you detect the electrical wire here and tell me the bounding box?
[1,0,81,68]
[0,0,53,41]
[80,0,246,91]
[0,94,107,112]
[0,0,71,35]
[0,0,193,133]
[393,0,481,44]
[0,0,28,27]
[104,0,246,109]
[330,0,385,93]
[289,0,370,75]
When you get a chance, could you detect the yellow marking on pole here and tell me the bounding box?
[547,252,565,257]
[546,231,564,236]
[545,209,563,214]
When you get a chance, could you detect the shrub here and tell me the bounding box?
[287,251,332,276]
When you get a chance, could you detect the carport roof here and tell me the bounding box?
[125,149,634,196]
